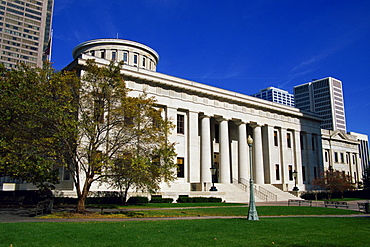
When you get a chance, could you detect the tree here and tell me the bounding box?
[64,60,177,212]
[362,167,370,190]
[103,94,176,204]
[0,63,79,191]
[312,169,355,199]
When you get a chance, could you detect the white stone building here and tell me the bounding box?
[321,130,363,187]
[1,39,326,202]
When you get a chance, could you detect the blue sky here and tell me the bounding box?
[51,0,370,138]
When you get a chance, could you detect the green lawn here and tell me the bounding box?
[43,205,361,219]
[1,217,369,247]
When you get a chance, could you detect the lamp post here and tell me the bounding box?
[247,135,259,221]
[292,170,299,196]
[210,166,218,191]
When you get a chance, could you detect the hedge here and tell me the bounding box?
[176,196,222,203]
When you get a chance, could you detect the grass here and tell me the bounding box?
[87,202,246,209]
[1,217,369,246]
[41,205,361,219]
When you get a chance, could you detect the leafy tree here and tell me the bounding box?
[102,94,176,204]
[0,63,79,191]
[65,60,177,212]
[362,167,370,190]
[312,169,355,199]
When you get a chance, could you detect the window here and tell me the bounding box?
[302,166,306,182]
[275,164,280,180]
[112,51,116,61]
[101,50,105,59]
[94,99,104,123]
[133,54,138,64]
[177,114,184,134]
[274,130,278,146]
[142,57,146,67]
[300,134,304,150]
[340,153,344,163]
[288,165,293,180]
[325,150,329,162]
[287,133,291,148]
[123,52,128,62]
[177,158,184,178]
[214,124,219,143]
[311,136,315,151]
[314,167,317,179]
[334,152,338,163]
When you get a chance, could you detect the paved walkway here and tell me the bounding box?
[1,200,369,223]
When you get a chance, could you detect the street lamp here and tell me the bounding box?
[292,170,299,193]
[210,166,218,191]
[247,135,259,221]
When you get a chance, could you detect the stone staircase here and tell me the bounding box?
[220,179,300,203]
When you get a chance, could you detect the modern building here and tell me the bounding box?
[0,0,54,69]
[1,39,325,202]
[294,77,346,132]
[251,87,295,107]
[321,130,362,187]
[348,132,370,177]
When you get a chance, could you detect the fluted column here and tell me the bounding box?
[200,116,212,183]
[220,119,230,183]
[253,125,264,184]
[188,111,200,183]
[238,123,249,181]
[294,130,303,184]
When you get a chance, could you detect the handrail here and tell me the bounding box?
[234,178,277,201]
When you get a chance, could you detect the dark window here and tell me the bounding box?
[275,164,280,180]
[302,166,306,182]
[142,57,146,67]
[314,167,317,179]
[287,133,291,148]
[300,134,304,150]
[112,51,116,61]
[101,50,105,59]
[340,153,344,163]
[177,114,184,134]
[214,124,220,143]
[274,131,278,146]
[123,52,128,62]
[94,99,104,123]
[134,54,138,64]
[334,152,338,163]
[311,136,315,151]
[177,158,184,178]
[288,165,293,180]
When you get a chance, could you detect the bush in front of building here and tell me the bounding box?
[149,195,173,203]
[176,196,222,203]
[127,196,149,205]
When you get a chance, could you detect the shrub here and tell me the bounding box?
[150,197,173,203]
[176,196,222,203]
[127,196,149,205]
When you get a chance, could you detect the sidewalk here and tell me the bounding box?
[1,200,369,223]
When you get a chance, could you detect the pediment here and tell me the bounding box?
[330,130,349,140]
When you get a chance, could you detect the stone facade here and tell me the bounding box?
[1,39,326,201]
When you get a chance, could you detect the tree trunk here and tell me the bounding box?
[76,195,87,213]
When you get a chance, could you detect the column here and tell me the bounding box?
[294,130,303,184]
[238,123,249,182]
[220,119,231,183]
[200,116,212,183]
[253,125,264,184]
[188,111,200,183]
[265,125,275,184]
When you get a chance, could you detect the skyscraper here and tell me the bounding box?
[251,87,295,107]
[294,77,346,132]
[0,0,54,69]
